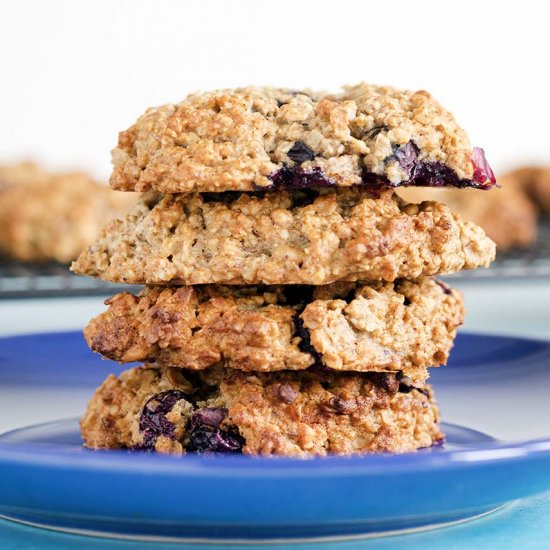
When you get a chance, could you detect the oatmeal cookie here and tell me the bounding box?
[84,277,463,379]
[528,168,550,213]
[0,161,51,191]
[81,366,442,456]
[0,170,138,263]
[72,188,496,285]
[502,166,550,215]
[110,84,495,194]
[398,177,538,251]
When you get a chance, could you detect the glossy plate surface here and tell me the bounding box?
[0,331,549,542]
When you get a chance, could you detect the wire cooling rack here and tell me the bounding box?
[449,217,550,280]
[1,219,549,298]
[0,260,140,299]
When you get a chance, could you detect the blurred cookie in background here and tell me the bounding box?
[530,169,550,213]
[398,178,538,252]
[0,163,137,263]
[503,166,550,215]
[0,161,51,191]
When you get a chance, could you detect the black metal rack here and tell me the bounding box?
[0,260,140,298]
[449,218,550,280]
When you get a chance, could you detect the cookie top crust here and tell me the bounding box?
[0,168,138,263]
[110,84,496,194]
[72,187,496,285]
[83,277,463,378]
[81,366,442,456]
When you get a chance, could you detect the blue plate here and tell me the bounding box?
[0,331,549,543]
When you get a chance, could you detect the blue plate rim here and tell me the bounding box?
[1,419,549,478]
[1,330,549,477]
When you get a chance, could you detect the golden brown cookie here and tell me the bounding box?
[529,168,550,213]
[84,277,463,380]
[72,188,496,285]
[110,84,495,194]
[81,366,442,457]
[502,166,550,215]
[0,167,138,263]
[0,161,51,191]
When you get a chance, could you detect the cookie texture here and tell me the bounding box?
[72,188,496,285]
[398,179,538,251]
[81,366,442,456]
[110,84,495,194]
[0,168,137,263]
[84,277,463,379]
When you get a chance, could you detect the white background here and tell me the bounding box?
[0,0,549,179]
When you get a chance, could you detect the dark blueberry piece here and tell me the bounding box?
[268,166,335,190]
[188,429,244,454]
[392,141,419,178]
[137,390,189,450]
[287,141,316,164]
[293,314,324,367]
[187,407,244,454]
[435,280,452,295]
[410,162,469,188]
[359,169,390,196]
[432,437,445,447]
[190,407,227,429]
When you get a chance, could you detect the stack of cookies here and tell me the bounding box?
[72,84,496,457]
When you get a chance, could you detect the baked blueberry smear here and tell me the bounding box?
[187,407,244,454]
[268,166,336,190]
[137,390,189,450]
[362,143,496,192]
[267,142,495,192]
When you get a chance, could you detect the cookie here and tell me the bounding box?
[110,84,496,195]
[0,169,138,263]
[0,161,51,191]
[398,178,538,251]
[502,166,550,215]
[84,277,463,380]
[71,188,496,285]
[81,366,442,456]
[530,168,550,213]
